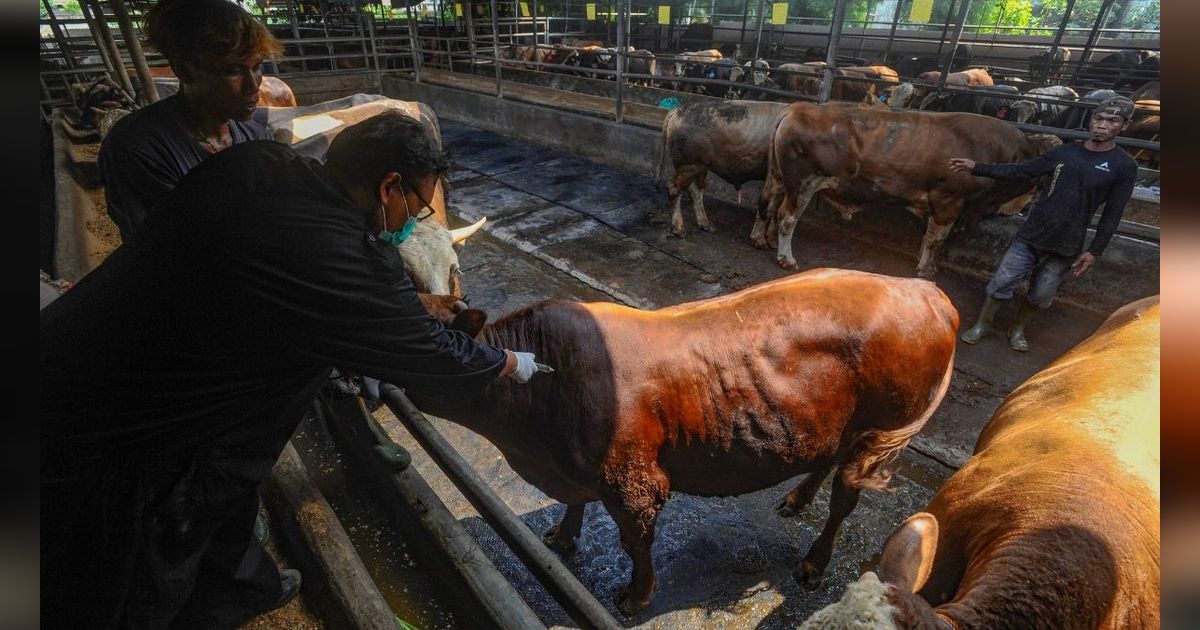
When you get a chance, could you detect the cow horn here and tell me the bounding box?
[450,217,487,245]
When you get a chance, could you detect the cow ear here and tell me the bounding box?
[877,512,939,594]
[450,309,488,339]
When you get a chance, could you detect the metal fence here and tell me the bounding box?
[39,0,1160,191]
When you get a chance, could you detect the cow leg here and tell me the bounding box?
[543,503,587,554]
[795,466,861,589]
[668,165,703,237]
[751,176,783,249]
[915,198,960,278]
[689,173,714,232]
[776,466,832,518]
[601,464,669,616]
[776,176,835,270]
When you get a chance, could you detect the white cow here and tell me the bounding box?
[258,95,487,295]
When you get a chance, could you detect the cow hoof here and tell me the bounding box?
[615,588,649,617]
[698,222,716,233]
[777,256,799,271]
[916,266,937,279]
[542,527,577,554]
[751,238,770,250]
[669,227,686,238]
[795,561,824,590]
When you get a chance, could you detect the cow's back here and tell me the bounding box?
[472,269,957,500]
[775,104,1032,186]
[924,297,1159,629]
[603,269,958,495]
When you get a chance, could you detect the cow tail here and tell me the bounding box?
[655,110,673,192]
[842,343,955,492]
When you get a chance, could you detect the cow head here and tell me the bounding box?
[396,217,487,298]
[417,293,489,339]
[799,513,943,630]
[889,82,915,109]
[1008,99,1037,124]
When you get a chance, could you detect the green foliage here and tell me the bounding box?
[40,0,83,18]
[969,0,1036,34]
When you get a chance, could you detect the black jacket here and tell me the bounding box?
[41,140,506,626]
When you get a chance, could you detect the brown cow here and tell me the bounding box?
[824,66,901,102]
[900,68,994,109]
[419,268,959,615]
[801,295,1160,630]
[655,100,787,235]
[256,75,297,107]
[754,103,1062,276]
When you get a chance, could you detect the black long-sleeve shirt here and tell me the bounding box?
[43,140,507,476]
[971,141,1137,258]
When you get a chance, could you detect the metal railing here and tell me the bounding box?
[40,0,1160,211]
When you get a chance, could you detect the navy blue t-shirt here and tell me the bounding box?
[98,94,272,240]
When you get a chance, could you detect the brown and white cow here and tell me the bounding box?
[418,268,959,615]
[655,100,787,235]
[755,102,1061,276]
[801,295,1160,630]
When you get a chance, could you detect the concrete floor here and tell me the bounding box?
[370,120,1112,628]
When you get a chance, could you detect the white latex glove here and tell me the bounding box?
[510,351,538,384]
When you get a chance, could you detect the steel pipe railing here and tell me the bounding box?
[378,383,622,630]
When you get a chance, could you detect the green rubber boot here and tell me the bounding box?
[960,296,1004,344]
[1008,301,1041,352]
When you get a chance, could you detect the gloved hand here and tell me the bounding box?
[509,351,539,383]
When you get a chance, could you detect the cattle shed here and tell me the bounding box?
[40,0,1162,628]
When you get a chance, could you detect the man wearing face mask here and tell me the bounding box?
[41,111,544,628]
[99,0,282,240]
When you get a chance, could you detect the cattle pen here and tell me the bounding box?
[40,1,1162,629]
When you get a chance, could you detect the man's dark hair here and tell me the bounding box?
[144,0,284,74]
[325,111,452,189]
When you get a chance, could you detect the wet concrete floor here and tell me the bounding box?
[369,119,1111,628]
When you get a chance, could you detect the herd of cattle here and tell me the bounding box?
[496,42,1160,165]
[658,98,1062,277]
